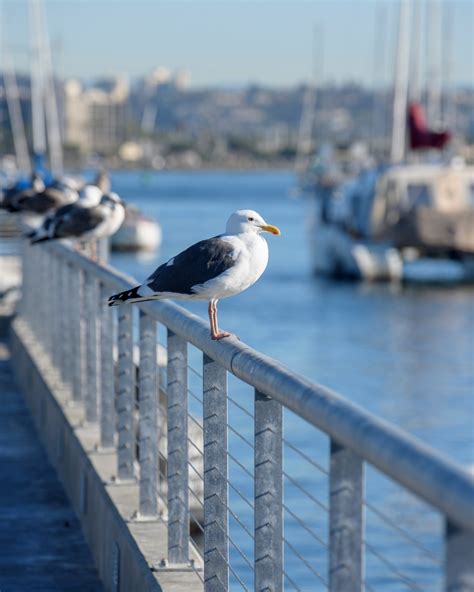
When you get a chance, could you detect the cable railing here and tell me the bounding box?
[17,239,474,591]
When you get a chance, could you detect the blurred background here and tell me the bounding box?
[1,0,473,488]
[0,2,473,589]
[0,0,473,170]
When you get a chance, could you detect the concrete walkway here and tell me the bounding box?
[0,317,103,592]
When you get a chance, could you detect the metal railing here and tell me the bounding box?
[18,239,474,591]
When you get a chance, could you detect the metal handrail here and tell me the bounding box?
[46,240,474,532]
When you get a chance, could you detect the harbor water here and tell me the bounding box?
[109,170,473,591]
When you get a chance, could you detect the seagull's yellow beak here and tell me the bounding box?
[258,223,281,236]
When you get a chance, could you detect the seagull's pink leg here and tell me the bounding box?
[210,300,230,341]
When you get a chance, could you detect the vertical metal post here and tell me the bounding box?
[59,258,69,384]
[52,252,60,370]
[100,283,115,449]
[167,329,189,564]
[85,275,100,423]
[98,238,109,264]
[40,247,50,353]
[254,390,283,592]
[117,306,135,480]
[329,439,364,592]
[203,354,228,591]
[138,311,159,517]
[445,519,474,592]
[20,241,29,320]
[72,266,86,401]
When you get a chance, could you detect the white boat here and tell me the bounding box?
[309,160,474,283]
[302,0,474,285]
[111,206,162,252]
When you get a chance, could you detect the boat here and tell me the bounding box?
[302,0,474,284]
[110,205,162,252]
[308,158,474,283]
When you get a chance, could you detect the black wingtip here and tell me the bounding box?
[108,285,142,307]
[30,236,49,245]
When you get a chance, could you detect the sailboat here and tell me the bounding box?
[303,0,474,283]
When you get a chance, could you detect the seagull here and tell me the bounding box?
[12,175,79,215]
[108,210,281,340]
[28,192,126,248]
[1,172,45,213]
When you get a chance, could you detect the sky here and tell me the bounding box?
[1,0,473,88]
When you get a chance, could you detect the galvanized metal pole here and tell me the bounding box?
[117,307,135,480]
[203,354,228,591]
[254,390,283,592]
[72,266,87,402]
[138,311,159,517]
[59,258,70,385]
[167,329,189,564]
[51,252,60,369]
[98,238,109,264]
[445,519,474,592]
[329,439,364,592]
[85,275,100,423]
[100,283,115,449]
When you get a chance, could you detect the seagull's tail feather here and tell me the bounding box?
[108,285,154,307]
[30,233,50,245]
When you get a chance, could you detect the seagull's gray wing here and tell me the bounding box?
[52,204,106,238]
[146,236,236,295]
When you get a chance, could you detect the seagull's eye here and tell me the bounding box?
[248,217,255,222]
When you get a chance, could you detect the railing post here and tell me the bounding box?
[100,283,115,449]
[117,306,135,480]
[167,329,189,565]
[138,311,159,517]
[85,275,100,423]
[203,354,228,591]
[445,519,474,592]
[329,439,364,592]
[72,266,86,402]
[254,390,283,592]
[59,259,70,386]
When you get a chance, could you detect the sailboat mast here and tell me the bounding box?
[29,0,46,157]
[426,0,443,126]
[38,0,63,174]
[1,13,31,174]
[390,0,412,163]
[295,24,321,173]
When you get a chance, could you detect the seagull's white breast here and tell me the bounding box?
[193,233,269,300]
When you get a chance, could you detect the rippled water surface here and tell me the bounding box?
[108,170,473,591]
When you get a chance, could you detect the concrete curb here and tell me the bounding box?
[10,318,202,592]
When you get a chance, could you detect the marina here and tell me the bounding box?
[0,170,473,591]
[0,0,473,590]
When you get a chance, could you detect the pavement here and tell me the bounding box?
[0,313,103,592]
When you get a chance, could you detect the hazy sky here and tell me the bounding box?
[2,0,473,88]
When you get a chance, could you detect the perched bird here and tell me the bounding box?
[0,173,45,213]
[108,210,281,340]
[12,176,79,215]
[28,192,125,248]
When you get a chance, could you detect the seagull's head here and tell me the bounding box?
[226,210,281,236]
[100,192,126,210]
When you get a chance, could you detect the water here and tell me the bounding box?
[108,170,473,590]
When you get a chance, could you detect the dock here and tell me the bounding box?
[1,237,473,592]
[0,314,103,592]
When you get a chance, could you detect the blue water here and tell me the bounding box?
[109,170,473,591]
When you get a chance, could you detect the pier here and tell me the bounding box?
[2,239,474,591]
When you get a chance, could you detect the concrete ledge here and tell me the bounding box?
[10,318,202,592]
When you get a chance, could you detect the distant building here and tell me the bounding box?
[63,77,129,155]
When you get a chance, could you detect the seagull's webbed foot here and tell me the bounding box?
[211,330,231,341]
[208,300,234,341]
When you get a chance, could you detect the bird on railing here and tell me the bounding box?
[0,172,46,213]
[108,209,281,340]
[27,192,126,259]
